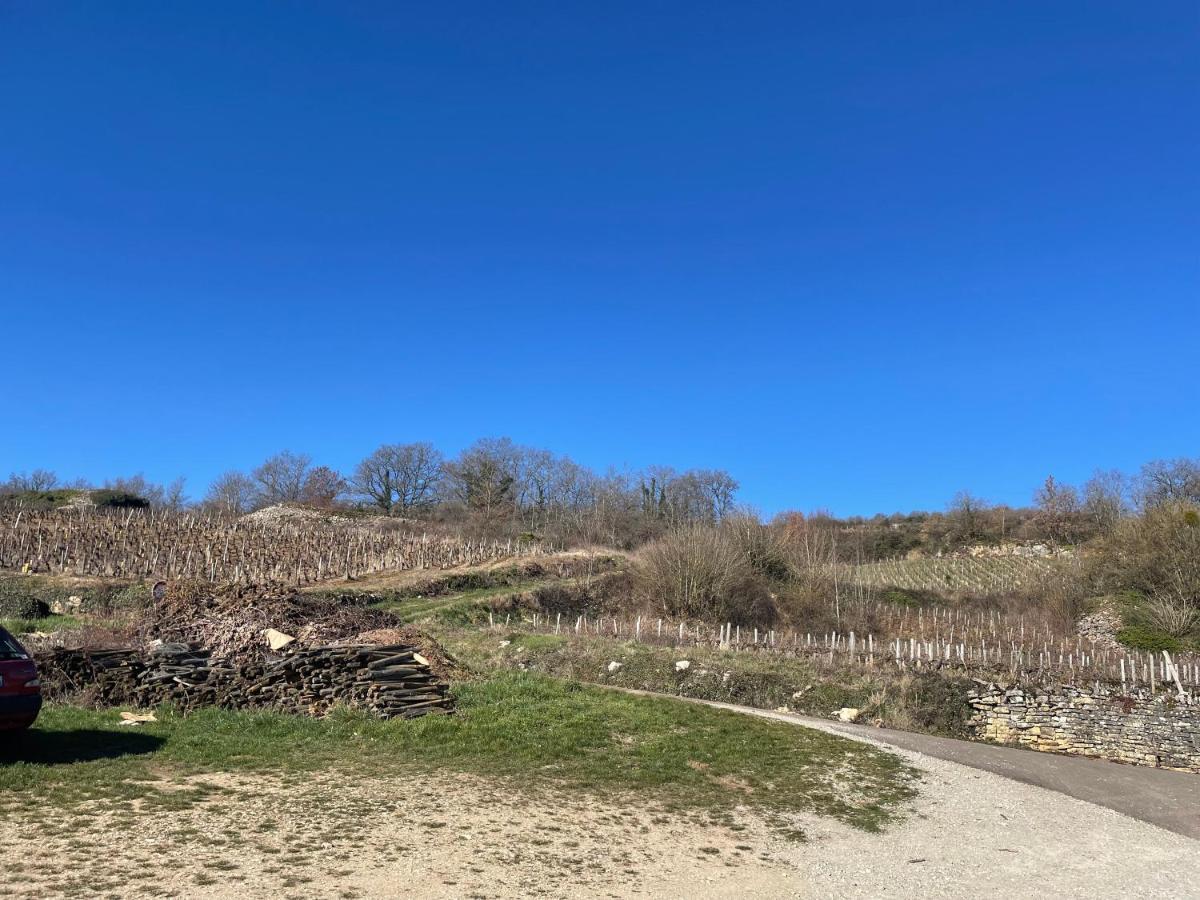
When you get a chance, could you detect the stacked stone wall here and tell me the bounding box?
[968,684,1200,773]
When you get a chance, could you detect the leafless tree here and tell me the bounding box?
[673,469,738,523]
[204,471,257,516]
[300,466,346,508]
[442,438,521,522]
[105,474,168,506]
[251,451,312,506]
[352,443,444,515]
[947,490,990,544]
[162,477,189,512]
[1082,469,1130,532]
[4,469,59,492]
[1033,475,1081,543]
[1138,458,1200,508]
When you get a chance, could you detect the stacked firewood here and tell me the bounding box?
[35,647,143,706]
[34,642,452,719]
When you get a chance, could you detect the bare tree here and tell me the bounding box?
[204,471,257,516]
[251,451,312,506]
[1138,458,1200,508]
[352,443,443,515]
[163,477,189,512]
[946,490,989,544]
[4,469,60,492]
[300,466,346,508]
[443,438,520,523]
[1033,475,1081,543]
[1082,469,1131,531]
[700,469,739,521]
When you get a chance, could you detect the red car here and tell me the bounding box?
[0,626,41,731]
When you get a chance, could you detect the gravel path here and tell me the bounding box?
[672,697,1200,898]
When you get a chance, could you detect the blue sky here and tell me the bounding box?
[2,2,1197,515]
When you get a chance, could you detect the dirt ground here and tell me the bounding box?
[0,770,798,899]
[3,752,1198,900]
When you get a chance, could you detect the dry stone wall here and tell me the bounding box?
[968,684,1200,773]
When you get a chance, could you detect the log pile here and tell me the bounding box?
[34,642,453,719]
[35,647,143,706]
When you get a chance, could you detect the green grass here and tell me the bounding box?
[1,614,83,635]
[434,626,975,738]
[1116,624,1188,653]
[371,581,549,624]
[0,673,917,834]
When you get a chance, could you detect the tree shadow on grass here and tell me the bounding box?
[0,729,164,765]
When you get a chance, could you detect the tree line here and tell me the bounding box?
[2,438,740,548]
[4,450,1198,555]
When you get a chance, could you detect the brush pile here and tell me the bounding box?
[136,580,397,661]
[34,580,458,719]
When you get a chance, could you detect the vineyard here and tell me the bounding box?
[0,508,546,585]
[843,555,1071,594]
[484,603,1200,699]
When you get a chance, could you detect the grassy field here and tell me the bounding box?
[368,579,560,623]
[430,627,976,738]
[0,673,916,837]
[1,613,82,636]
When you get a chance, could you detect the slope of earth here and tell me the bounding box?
[303,550,629,625]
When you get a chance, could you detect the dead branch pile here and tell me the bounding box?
[35,641,452,719]
[0,507,547,585]
[138,580,401,664]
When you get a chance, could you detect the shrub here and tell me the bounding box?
[0,591,50,619]
[901,675,975,737]
[1141,594,1200,637]
[110,582,152,610]
[0,489,83,510]
[91,490,150,509]
[721,515,791,581]
[1090,502,1200,624]
[879,588,926,608]
[635,524,774,624]
[1116,625,1182,653]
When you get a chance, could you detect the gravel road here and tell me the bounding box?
[684,698,1200,898]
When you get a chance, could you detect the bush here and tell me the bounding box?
[1141,594,1200,637]
[0,592,50,619]
[721,515,791,581]
[91,490,150,509]
[1117,625,1182,653]
[1090,502,1200,633]
[0,489,84,510]
[635,524,774,624]
[879,588,930,608]
[900,675,975,737]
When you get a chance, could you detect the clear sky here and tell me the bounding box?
[2,2,1197,516]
